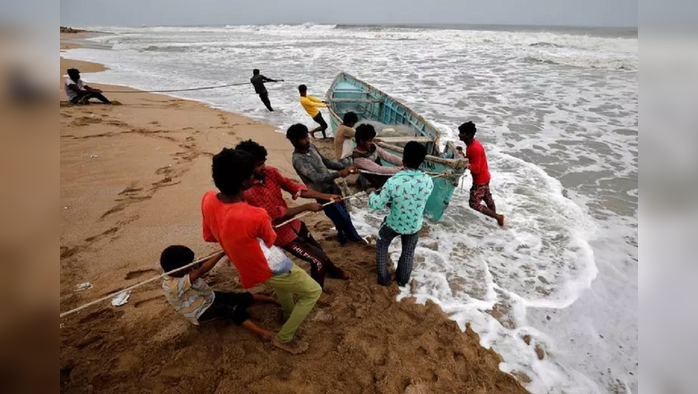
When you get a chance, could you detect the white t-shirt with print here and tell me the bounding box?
[64,77,83,100]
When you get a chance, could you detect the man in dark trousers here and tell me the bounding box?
[250,69,281,111]
[64,68,111,105]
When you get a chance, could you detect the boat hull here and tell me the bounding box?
[326,73,468,221]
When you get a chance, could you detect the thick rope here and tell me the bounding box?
[59,250,223,319]
[60,189,363,319]
[100,80,280,94]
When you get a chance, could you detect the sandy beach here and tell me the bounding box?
[59,33,528,393]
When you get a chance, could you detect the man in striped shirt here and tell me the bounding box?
[161,245,276,340]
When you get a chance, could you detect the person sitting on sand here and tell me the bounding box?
[334,111,358,161]
[250,69,281,112]
[64,68,111,105]
[298,84,330,139]
[457,121,505,227]
[286,123,364,245]
[161,245,276,339]
[235,140,351,301]
[352,124,404,189]
[368,142,434,287]
[201,148,322,354]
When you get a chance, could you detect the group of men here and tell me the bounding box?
[66,66,505,353]
[161,117,441,354]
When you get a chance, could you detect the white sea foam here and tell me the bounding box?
[62,24,637,393]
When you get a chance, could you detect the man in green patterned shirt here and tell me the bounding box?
[368,142,434,286]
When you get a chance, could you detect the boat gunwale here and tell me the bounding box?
[376,142,468,169]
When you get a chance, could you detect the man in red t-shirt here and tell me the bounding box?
[235,140,350,300]
[458,121,505,227]
[201,148,321,354]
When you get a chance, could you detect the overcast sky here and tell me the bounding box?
[60,0,637,28]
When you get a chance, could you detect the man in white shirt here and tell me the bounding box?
[333,111,358,161]
[64,68,111,104]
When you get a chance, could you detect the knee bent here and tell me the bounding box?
[308,282,322,300]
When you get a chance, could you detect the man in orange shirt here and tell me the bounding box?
[201,148,321,354]
[298,84,330,139]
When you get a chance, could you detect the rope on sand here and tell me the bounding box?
[59,169,454,319]
[59,250,224,319]
[100,80,281,94]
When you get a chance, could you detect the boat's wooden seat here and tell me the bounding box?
[377,136,436,143]
[330,98,383,103]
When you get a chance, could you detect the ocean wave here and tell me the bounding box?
[225,23,337,30]
[142,45,189,53]
[523,54,637,70]
[529,42,563,48]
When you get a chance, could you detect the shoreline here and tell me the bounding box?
[59,36,529,393]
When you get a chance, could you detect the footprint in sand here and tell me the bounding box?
[71,116,104,127]
[100,205,125,219]
[155,166,173,175]
[83,227,119,243]
[118,185,144,196]
[134,296,163,308]
[124,268,157,280]
[106,120,129,127]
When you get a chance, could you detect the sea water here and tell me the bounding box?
[62,24,638,393]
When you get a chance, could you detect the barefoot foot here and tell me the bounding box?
[272,338,309,354]
[317,292,332,306]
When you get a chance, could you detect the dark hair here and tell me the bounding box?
[253,69,260,75]
[286,123,309,141]
[456,146,463,151]
[458,121,477,137]
[235,139,267,163]
[67,68,80,80]
[211,148,255,195]
[160,245,195,276]
[354,124,376,144]
[403,141,427,169]
[343,111,358,125]
[298,84,307,93]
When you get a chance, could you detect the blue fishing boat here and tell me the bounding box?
[325,72,468,221]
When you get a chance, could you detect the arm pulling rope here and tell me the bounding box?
[59,169,452,319]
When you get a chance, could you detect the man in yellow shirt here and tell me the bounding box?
[298,84,330,139]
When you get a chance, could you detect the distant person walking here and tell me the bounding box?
[457,121,505,227]
[250,69,281,112]
[298,84,330,139]
[64,68,111,105]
